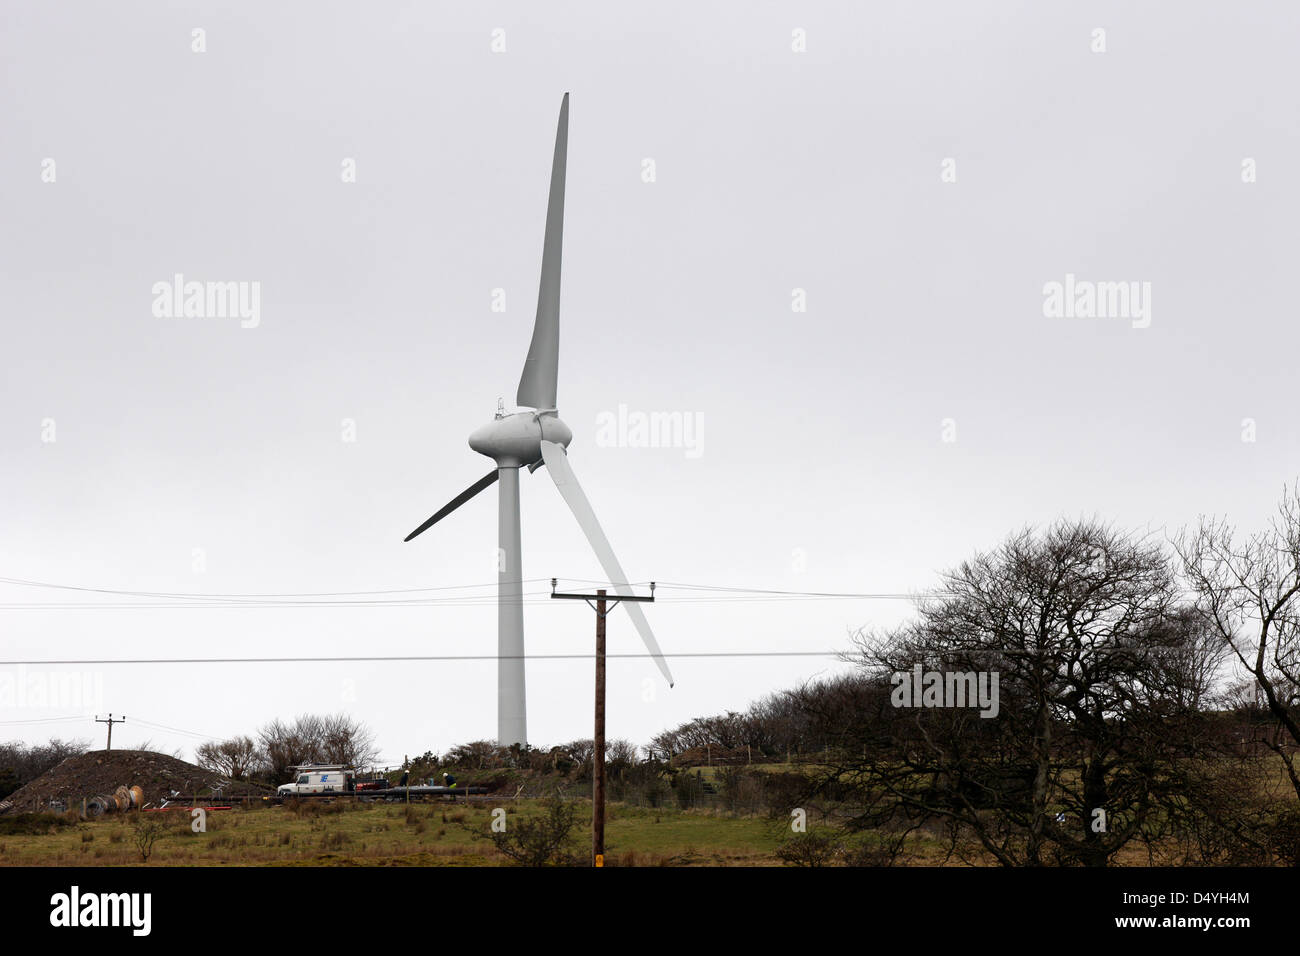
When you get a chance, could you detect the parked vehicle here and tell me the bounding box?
[275,765,485,802]
[276,764,353,798]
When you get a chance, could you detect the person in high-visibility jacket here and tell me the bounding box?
[442,772,457,789]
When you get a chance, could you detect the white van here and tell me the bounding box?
[277,766,354,798]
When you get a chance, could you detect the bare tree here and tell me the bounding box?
[1178,482,1300,800]
[318,714,379,768]
[605,738,639,776]
[195,735,258,780]
[257,718,315,784]
[133,816,162,862]
[0,738,89,799]
[827,519,1220,866]
[256,714,379,784]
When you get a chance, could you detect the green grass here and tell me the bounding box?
[0,799,792,867]
[603,804,785,865]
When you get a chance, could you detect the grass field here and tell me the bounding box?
[0,799,800,867]
[8,759,1286,866]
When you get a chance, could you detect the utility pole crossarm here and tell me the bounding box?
[95,713,126,751]
[550,578,656,614]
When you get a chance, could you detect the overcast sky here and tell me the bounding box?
[2,1,1297,763]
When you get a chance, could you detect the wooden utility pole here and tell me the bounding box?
[593,590,606,867]
[95,713,126,750]
[551,579,656,868]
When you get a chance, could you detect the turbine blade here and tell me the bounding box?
[538,440,674,686]
[516,93,569,412]
[404,469,499,542]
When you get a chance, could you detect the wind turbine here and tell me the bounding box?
[404,94,674,747]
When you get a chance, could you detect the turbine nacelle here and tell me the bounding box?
[468,411,572,468]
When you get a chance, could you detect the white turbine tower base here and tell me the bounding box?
[404,94,674,747]
[497,464,524,746]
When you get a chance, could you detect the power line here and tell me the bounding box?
[131,716,222,741]
[0,714,224,746]
[0,650,846,666]
[0,575,528,601]
[626,580,949,600]
[0,599,533,610]
[0,592,541,609]
[0,595,904,609]
[0,575,937,609]
[0,598,897,608]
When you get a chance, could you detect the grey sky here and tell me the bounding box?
[2,2,1297,761]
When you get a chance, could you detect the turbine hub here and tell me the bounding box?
[469,411,572,468]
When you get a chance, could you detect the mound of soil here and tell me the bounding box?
[1,749,262,813]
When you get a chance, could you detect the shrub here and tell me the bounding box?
[775,830,842,867]
[1270,806,1300,866]
[475,795,582,866]
[841,832,910,867]
[133,818,162,862]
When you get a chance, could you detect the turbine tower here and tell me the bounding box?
[405,94,674,747]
